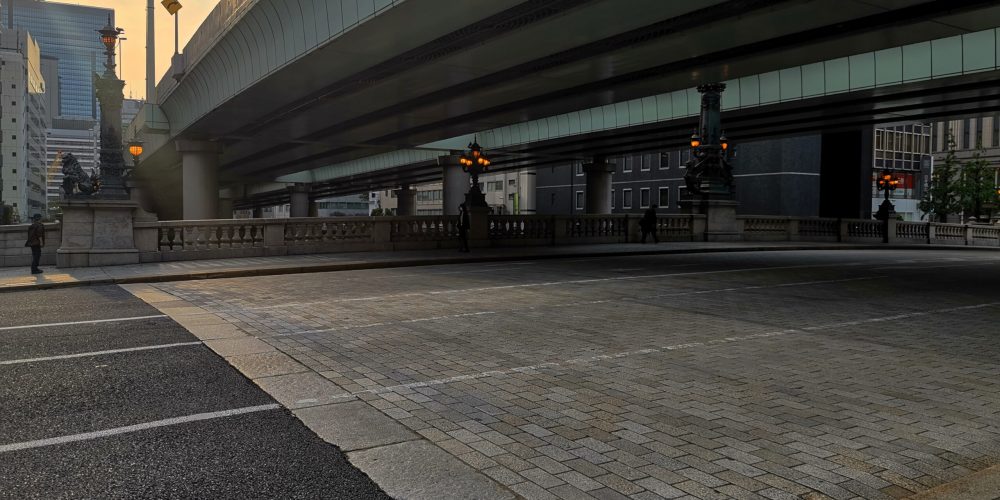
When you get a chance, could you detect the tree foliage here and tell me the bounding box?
[956,147,997,221]
[919,135,961,222]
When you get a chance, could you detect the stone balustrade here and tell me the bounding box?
[0,222,61,268]
[2,214,998,268]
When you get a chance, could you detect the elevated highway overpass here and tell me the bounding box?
[128,0,1000,219]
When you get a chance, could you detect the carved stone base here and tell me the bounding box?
[680,196,740,241]
[57,198,140,267]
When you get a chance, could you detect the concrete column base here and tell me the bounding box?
[57,198,140,267]
[583,161,615,214]
[680,197,740,241]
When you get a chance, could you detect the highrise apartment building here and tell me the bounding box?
[0,29,49,221]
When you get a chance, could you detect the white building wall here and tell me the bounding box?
[0,30,48,221]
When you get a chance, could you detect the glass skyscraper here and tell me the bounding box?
[3,0,114,120]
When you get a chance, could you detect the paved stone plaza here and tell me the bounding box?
[133,249,1000,499]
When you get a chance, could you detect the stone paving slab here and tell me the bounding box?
[349,440,516,500]
[907,465,1000,500]
[294,401,419,452]
[133,250,1000,499]
[0,242,968,293]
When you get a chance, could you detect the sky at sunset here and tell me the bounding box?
[57,0,221,100]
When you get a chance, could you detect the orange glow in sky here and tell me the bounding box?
[56,0,220,100]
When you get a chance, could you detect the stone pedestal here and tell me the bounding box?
[57,198,140,267]
[468,206,491,246]
[681,197,740,241]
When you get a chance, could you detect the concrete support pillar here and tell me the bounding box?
[820,128,873,219]
[440,154,469,216]
[583,159,615,214]
[218,198,234,219]
[289,183,311,218]
[176,140,221,220]
[395,185,417,216]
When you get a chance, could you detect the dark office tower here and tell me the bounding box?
[3,0,113,120]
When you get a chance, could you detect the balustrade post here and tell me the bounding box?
[787,219,800,242]
[691,215,706,241]
[372,218,392,244]
[926,222,933,244]
[886,219,897,244]
[264,221,286,255]
[964,225,973,246]
[838,218,847,243]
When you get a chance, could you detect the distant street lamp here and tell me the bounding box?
[875,169,901,219]
[459,138,491,207]
[128,140,144,164]
[875,169,900,242]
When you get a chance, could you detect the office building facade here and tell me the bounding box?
[3,0,113,120]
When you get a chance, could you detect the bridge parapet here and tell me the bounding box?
[3,216,997,268]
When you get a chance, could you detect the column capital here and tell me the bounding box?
[176,139,222,154]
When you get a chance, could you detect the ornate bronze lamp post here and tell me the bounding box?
[458,139,491,207]
[94,17,128,199]
[683,83,734,197]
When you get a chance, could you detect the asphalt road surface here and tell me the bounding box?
[0,285,389,499]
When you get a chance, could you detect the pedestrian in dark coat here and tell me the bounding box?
[25,214,45,274]
[458,202,470,252]
[640,204,659,244]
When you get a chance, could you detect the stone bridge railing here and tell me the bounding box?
[738,216,1000,246]
[133,214,703,263]
[2,215,998,267]
[0,222,61,268]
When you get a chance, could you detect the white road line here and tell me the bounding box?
[0,342,203,366]
[308,301,1000,403]
[0,315,167,332]
[272,276,883,337]
[156,258,986,317]
[0,404,281,454]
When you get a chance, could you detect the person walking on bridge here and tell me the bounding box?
[458,202,470,252]
[640,204,659,244]
[25,214,45,274]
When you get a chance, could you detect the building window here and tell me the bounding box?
[611,189,615,209]
[550,193,556,206]
[575,163,583,176]
[508,193,515,201]
[622,188,633,209]
[976,117,983,149]
[575,190,584,210]
[622,156,632,173]
[963,119,971,149]
[659,152,670,169]
[993,115,1000,147]
[640,188,650,208]
[640,154,651,171]
[508,179,515,186]
[658,187,669,207]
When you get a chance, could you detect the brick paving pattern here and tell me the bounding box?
[149,251,1000,499]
